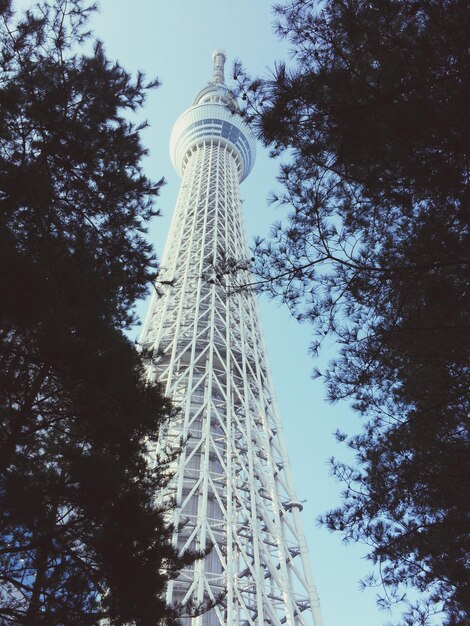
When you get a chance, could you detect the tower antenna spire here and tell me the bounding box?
[212,48,226,84]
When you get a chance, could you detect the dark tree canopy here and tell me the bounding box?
[234,1,470,624]
[0,1,194,623]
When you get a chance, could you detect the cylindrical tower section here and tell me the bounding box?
[170,94,256,182]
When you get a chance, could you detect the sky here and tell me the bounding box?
[13,1,397,624]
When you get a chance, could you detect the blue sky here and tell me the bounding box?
[13,1,396,624]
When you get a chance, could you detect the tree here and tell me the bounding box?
[0,1,195,623]
[234,1,470,623]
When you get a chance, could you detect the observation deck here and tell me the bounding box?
[170,49,256,182]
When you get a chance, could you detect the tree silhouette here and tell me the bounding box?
[234,1,470,623]
[0,1,195,623]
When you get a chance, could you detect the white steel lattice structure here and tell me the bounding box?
[140,51,324,626]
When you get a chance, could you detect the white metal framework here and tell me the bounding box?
[140,50,323,626]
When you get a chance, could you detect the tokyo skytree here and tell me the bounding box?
[140,50,323,626]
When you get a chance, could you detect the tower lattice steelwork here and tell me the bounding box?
[140,51,323,626]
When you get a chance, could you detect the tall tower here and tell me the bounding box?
[140,51,323,626]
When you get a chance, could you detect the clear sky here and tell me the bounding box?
[13,1,396,624]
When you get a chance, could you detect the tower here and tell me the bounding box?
[140,51,323,626]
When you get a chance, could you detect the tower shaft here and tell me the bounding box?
[140,52,323,626]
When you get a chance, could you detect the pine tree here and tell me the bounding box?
[234,1,470,623]
[0,1,194,623]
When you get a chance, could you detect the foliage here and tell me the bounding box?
[234,0,470,623]
[0,1,193,623]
